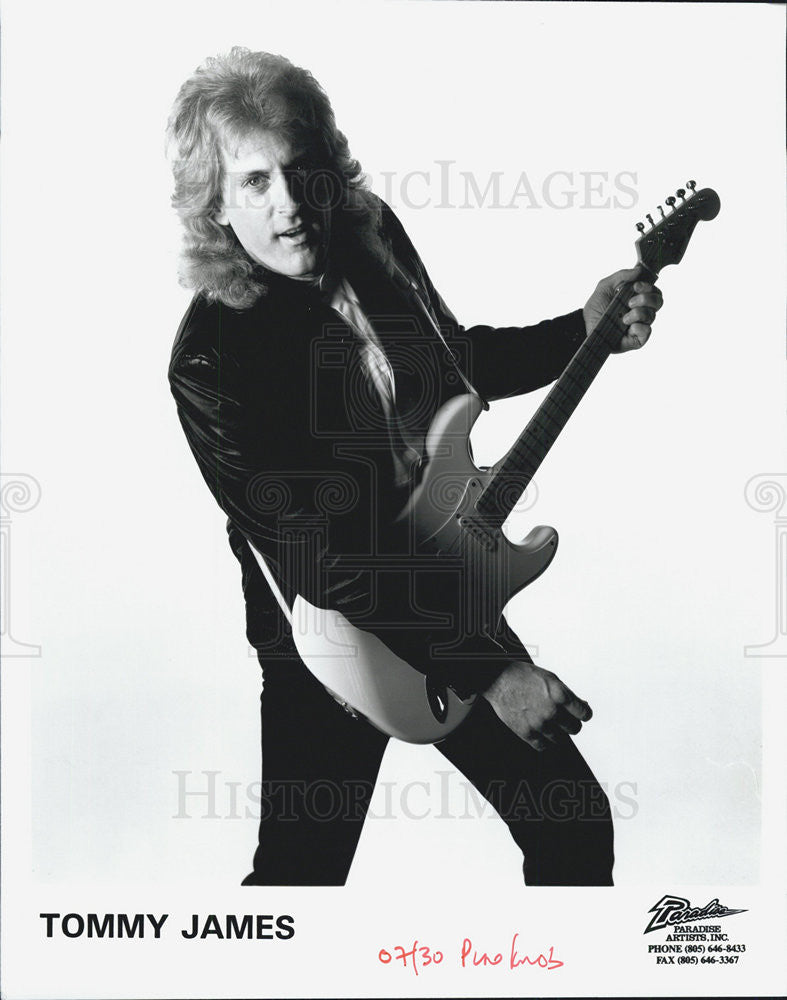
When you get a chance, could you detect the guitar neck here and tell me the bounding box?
[475,275,653,524]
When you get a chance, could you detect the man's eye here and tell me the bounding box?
[242,175,267,189]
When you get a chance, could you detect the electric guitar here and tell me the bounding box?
[252,182,721,744]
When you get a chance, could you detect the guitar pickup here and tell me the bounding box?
[457,514,501,551]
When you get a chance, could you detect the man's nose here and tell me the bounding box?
[270,170,299,212]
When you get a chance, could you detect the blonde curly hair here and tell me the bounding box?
[167,47,391,309]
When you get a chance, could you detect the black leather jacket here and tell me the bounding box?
[168,201,586,696]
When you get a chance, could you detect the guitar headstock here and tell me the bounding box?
[635,181,720,276]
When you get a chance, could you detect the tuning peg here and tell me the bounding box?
[658,205,665,218]
[636,221,645,234]
[676,188,686,201]
[665,196,676,210]
[646,213,654,226]
[686,180,696,194]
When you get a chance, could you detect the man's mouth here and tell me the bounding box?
[278,224,310,241]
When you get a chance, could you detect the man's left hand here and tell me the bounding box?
[583,267,664,353]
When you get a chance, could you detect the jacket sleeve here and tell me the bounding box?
[380,203,587,402]
[169,337,375,607]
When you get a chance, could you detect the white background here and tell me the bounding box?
[1,1,785,997]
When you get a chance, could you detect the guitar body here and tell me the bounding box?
[290,596,477,744]
[289,391,559,744]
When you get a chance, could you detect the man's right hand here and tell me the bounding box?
[481,660,593,750]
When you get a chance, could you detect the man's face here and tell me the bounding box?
[215,129,330,280]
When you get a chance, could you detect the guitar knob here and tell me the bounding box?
[676,188,686,200]
[658,205,665,218]
[665,196,676,209]
[636,221,645,233]
[646,213,654,226]
[686,180,696,193]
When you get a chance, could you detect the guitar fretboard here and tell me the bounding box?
[475,281,642,523]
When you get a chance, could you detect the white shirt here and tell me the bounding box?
[328,276,397,411]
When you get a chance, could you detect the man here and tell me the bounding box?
[167,47,662,886]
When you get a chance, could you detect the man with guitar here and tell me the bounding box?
[168,48,663,886]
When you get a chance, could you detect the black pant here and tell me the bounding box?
[241,658,614,886]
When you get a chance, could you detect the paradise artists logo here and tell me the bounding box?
[644,895,747,935]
